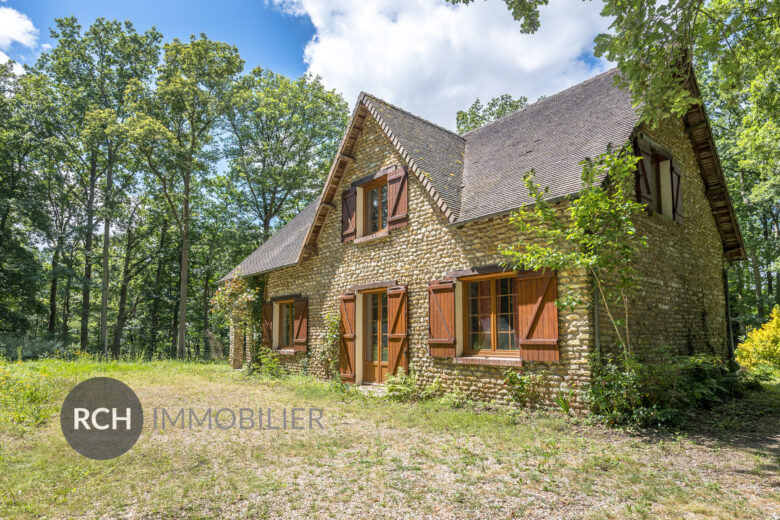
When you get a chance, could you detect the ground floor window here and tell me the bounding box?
[278,301,294,348]
[465,276,518,354]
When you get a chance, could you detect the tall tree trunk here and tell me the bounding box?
[80,156,98,350]
[48,237,61,334]
[201,242,213,359]
[99,164,113,356]
[0,207,9,253]
[62,268,72,343]
[170,292,179,359]
[147,222,167,360]
[176,173,190,358]
[112,227,133,359]
[750,248,765,319]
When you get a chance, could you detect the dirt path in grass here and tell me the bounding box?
[1,363,778,520]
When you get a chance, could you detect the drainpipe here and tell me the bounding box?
[724,267,735,362]
[593,276,601,356]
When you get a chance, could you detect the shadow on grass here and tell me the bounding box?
[629,380,780,462]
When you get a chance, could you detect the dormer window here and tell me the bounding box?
[364,178,388,234]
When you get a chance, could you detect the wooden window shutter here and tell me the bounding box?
[515,271,559,362]
[387,285,409,375]
[338,292,356,382]
[387,165,408,230]
[635,142,655,210]
[671,164,684,224]
[261,303,273,348]
[293,298,308,352]
[341,188,357,242]
[428,279,456,358]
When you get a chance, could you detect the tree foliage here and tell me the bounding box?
[223,68,348,237]
[0,17,346,361]
[502,146,646,352]
[456,93,528,134]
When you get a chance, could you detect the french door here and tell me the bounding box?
[363,291,389,383]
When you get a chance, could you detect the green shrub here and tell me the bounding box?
[0,359,57,431]
[0,334,66,360]
[586,351,761,427]
[503,370,546,408]
[248,346,285,379]
[736,306,780,375]
[385,369,443,402]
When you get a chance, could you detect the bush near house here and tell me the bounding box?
[736,306,780,376]
[586,351,761,427]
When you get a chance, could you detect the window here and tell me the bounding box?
[465,276,518,354]
[637,140,683,223]
[278,301,294,348]
[364,178,388,235]
[365,292,388,363]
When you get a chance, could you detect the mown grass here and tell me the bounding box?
[1,359,778,519]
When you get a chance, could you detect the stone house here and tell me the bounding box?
[223,69,744,404]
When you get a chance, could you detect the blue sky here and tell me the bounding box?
[2,0,314,78]
[0,0,611,129]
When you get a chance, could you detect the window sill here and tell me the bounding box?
[451,356,523,367]
[275,348,297,356]
[354,229,389,244]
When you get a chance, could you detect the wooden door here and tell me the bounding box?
[339,292,356,382]
[363,291,389,383]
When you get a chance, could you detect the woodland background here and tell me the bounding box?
[1,1,777,359]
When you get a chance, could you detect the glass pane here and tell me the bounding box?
[380,184,388,230]
[369,188,379,233]
[498,314,512,332]
[280,303,290,346]
[381,293,388,362]
[497,332,515,350]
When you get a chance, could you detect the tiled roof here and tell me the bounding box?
[224,67,743,279]
[221,197,319,279]
[362,95,466,219]
[459,69,637,222]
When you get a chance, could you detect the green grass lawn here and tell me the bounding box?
[1,359,778,519]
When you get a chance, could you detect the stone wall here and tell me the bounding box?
[246,114,594,406]
[233,111,729,406]
[596,118,728,360]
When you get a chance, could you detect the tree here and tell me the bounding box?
[222,68,348,239]
[456,94,528,134]
[0,64,47,333]
[32,17,161,351]
[502,146,646,353]
[127,34,243,358]
[448,0,778,127]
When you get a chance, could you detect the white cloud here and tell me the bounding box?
[0,6,38,73]
[270,0,612,130]
[0,6,37,48]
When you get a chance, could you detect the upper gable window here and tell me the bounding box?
[341,165,408,243]
[636,139,684,224]
[364,177,388,235]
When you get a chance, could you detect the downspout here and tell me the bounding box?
[724,267,735,362]
[593,275,601,356]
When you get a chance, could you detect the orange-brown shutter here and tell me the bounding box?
[341,188,357,242]
[635,142,655,209]
[338,292,356,382]
[261,302,273,348]
[671,165,684,224]
[387,285,409,375]
[293,298,308,352]
[515,271,559,362]
[387,165,408,230]
[428,279,456,358]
